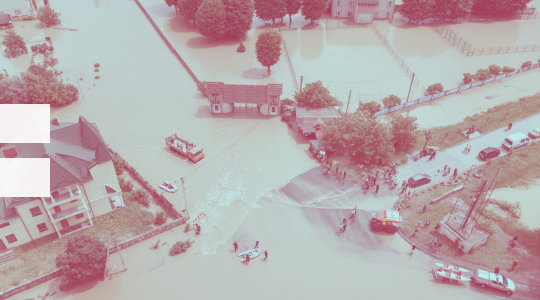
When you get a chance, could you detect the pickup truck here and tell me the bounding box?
[473,269,516,295]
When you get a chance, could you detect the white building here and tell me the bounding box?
[0,0,32,18]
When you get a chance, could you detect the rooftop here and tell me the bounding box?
[206,82,283,104]
[296,106,341,119]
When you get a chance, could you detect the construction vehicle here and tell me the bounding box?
[370,210,401,234]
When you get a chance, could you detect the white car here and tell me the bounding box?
[473,269,516,295]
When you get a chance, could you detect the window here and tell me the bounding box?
[0,222,9,228]
[336,11,341,16]
[214,104,219,111]
[29,206,42,217]
[385,12,390,18]
[337,0,342,6]
[6,234,17,244]
[387,1,392,7]
[349,0,354,6]
[348,11,353,17]
[271,107,276,113]
[37,223,48,233]
[76,213,84,219]
[104,184,117,195]
[14,10,21,15]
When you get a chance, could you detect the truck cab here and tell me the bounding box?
[188,147,205,163]
[371,210,402,234]
[473,269,516,295]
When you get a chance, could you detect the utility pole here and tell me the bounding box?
[345,89,352,115]
[406,73,415,102]
[72,74,84,100]
[300,76,303,92]
[181,178,190,219]
[462,180,486,229]
[104,227,127,281]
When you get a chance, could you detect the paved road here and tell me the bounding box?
[396,113,540,188]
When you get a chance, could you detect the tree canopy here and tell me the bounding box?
[382,94,401,109]
[56,235,107,291]
[223,0,254,37]
[254,0,287,25]
[196,0,227,38]
[472,0,531,17]
[301,0,328,22]
[255,29,282,73]
[357,101,382,115]
[323,111,394,165]
[177,0,204,23]
[2,30,27,58]
[37,6,61,27]
[285,0,302,24]
[401,0,435,23]
[390,114,419,152]
[293,81,342,108]
[433,0,473,20]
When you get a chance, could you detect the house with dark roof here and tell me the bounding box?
[206,82,283,115]
[0,116,124,251]
[331,0,396,23]
[295,106,341,139]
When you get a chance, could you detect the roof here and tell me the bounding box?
[0,197,19,223]
[309,139,328,150]
[206,82,283,104]
[296,106,341,119]
[0,0,29,11]
[357,0,380,4]
[0,14,11,25]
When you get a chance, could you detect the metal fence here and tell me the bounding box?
[373,62,540,117]
[278,31,300,91]
[433,25,473,54]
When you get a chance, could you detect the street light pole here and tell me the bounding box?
[180,178,190,220]
[72,74,84,101]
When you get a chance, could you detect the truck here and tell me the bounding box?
[165,133,205,163]
[472,269,516,296]
[370,210,401,234]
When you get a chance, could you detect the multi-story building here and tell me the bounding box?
[331,0,396,23]
[0,116,124,250]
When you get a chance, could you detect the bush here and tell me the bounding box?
[118,176,134,192]
[426,83,443,95]
[169,239,194,256]
[94,63,100,67]
[382,94,401,109]
[502,66,515,73]
[462,73,475,84]
[488,65,502,76]
[30,42,52,54]
[237,42,246,53]
[357,101,382,115]
[94,68,99,72]
[127,188,150,207]
[475,69,491,80]
[197,81,208,97]
[521,61,532,68]
[95,76,100,79]
[56,235,107,290]
[281,98,296,107]
[140,210,154,226]
[22,15,36,21]
[183,223,190,233]
[37,6,61,27]
[2,30,28,58]
[112,153,125,175]
[154,211,168,225]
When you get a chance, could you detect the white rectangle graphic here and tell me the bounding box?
[0,158,50,197]
[0,104,50,143]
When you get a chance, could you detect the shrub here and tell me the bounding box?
[475,69,491,80]
[56,235,107,290]
[22,15,36,21]
[357,101,382,115]
[426,83,443,95]
[140,210,154,226]
[37,6,61,27]
[502,66,515,73]
[128,188,150,207]
[462,73,475,84]
[2,30,28,58]
[197,81,208,97]
[281,98,296,107]
[154,211,168,225]
[112,153,125,175]
[94,63,100,67]
[521,61,532,68]
[30,43,52,54]
[94,68,99,72]
[382,94,401,109]
[183,223,190,233]
[169,239,194,256]
[488,64,502,76]
[118,176,134,192]
[237,42,246,53]
[95,76,100,79]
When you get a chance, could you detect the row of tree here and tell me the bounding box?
[401,0,531,23]
[166,0,330,38]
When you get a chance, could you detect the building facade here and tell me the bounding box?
[331,0,396,23]
[207,82,283,116]
[296,106,341,138]
[0,0,32,18]
[0,116,124,251]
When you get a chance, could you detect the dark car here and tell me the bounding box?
[478,147,501,160]
[408,174,431,188]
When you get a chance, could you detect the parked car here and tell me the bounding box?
[478,147,501,160]
[473,269,516,295]
[528,127,540,139]
[502,132,530,150]
[408,174,431,188]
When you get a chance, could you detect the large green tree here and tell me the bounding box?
[390,114,418,152]
[294,81,342,108]
[301,0,327,22]
[166,0,179,12]
[472,0,531,17]
[0,76,31,104]
[401,0,435,23]
[2,30,27,58]
[223,0,254,37]
[433,0,473,20]
[254,0,287,25]
[323,111,394,165]
[357,101,382,115]
[56,235,107,291]
[285,0,302,24]
[177,0,204,23]
[255,29,282,73]
[37,6,61,27]
[382,94,401,109]
[196,0,227,38]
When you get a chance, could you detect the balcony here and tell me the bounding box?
[59,220,92,237]
[51,204,87,220]
[44,185,82,206]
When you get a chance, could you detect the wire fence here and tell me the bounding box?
[278,30,300,92]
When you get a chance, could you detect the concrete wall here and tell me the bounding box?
[90,196,114,217]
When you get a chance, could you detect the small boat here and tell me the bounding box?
[159,181,178,193]
[238,248,261,262]
[434,263,469,273]
[433,263,471,283]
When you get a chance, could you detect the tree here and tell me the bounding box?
[293,81,342,108]
[285,0,302,24]
[281,98,296,106]
[56,235,107,291]
[223,0,254,38]
[357,101,382,115]
[301,0,328,22]
[472,0,531,17]
[177,0,204,23]
[382,94,401,109]
[255,29,282,74]
[0,76,31,104]
[2,30,27,58]
[166,0,179,13]
[462,72,475,84]
[502,66,515,73]
[433,0,473,21]
[37,6,61,27]
[390,114,419,152]
[401,0,435,23]
[169,239,195,256]
[254,0,287,25]
[21,71,78,107]
[426,83,444,94]
[475,69,491,80]
[488,64,502,76]
[196,0,227,38]
[323,111,394,165]
[521,61,532,68]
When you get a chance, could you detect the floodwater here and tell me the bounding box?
[448,20,540,48]
[491,181,540,229]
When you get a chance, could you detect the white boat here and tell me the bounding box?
[435,270,471,282]
[159,181,178,193]
[434,263,469,273]
[433,263,471,283]
[238,248,261,262]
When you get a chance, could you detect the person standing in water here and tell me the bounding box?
[233,241,238,251]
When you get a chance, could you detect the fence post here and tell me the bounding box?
[533,44,536,52]
[524,45,528,52]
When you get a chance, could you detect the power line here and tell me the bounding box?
[306,75,408,84]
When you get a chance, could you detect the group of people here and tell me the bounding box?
[233,241,268,263]
[323,161,347,180]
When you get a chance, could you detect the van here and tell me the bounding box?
[502,132,530,150]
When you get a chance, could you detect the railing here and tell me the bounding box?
[58,220,91,236]
[51,204,86,220]
[278,30,299,91]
